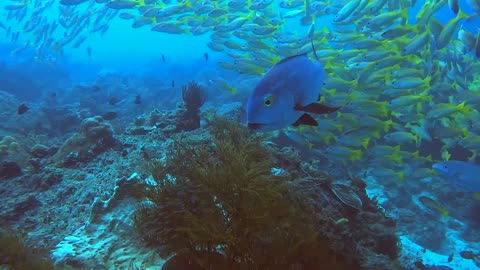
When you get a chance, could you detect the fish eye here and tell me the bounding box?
[263,95,274,107]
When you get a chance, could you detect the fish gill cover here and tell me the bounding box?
[1,0,480,269]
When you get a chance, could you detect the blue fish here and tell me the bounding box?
[60,0,89,5]
[246,44,339,131]
[432,160,480,192]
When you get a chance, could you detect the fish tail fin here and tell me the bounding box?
[457,8,469,21]
[383,119,393,132]
[384,72,392,83]
[361,138,370,149]
[184,0,193,8]
[393,154,403,164]
[349,150,363,161]
[325,89,336,96]
[307,140,314,151]
[414,134,421,147]
[441,149,451,161]
[323,134,333,144]
[380,103,390,117]
[394,145,401,153]
[468,151,477,163]
[324,60,333,70]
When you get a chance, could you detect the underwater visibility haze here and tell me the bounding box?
[2,0,480,269]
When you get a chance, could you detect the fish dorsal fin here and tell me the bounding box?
[276,53,308,66]
[292,113,318,127]
[295,102,340,114]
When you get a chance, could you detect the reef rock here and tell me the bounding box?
[0,161,22,179]
[30,144,51,158]
[54,116,118,166]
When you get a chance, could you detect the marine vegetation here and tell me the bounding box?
[0,227,55,270]
[176,81,207,132]
[134,117,350,269]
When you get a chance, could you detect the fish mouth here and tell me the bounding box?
[247,123,265,130]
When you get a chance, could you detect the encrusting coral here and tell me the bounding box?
[134,117,351,269]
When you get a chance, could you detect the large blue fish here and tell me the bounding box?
[432,160,480,192]
[246,45,339,131]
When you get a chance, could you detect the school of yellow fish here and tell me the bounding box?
[2,0,480,183]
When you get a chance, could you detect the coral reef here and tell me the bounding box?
[0,135,18,160]
[293,172,400,268]
[38,106,82,137]
[176,81,206,132]
[31,144,54,159]
[0,161,22,179]
[54,116,118,166]
[0,91,81,137]
[126,109,178,137]
[51,173,165,269]
[0,227,55,270]
[134,117,358,269]
[0,104,407,269]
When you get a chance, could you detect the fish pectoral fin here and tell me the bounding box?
[294,102,340,114]
[292,113,318,127]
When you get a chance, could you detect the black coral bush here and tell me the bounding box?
[134,117,348,269]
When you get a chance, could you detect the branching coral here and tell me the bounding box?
[134,117,349,269]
